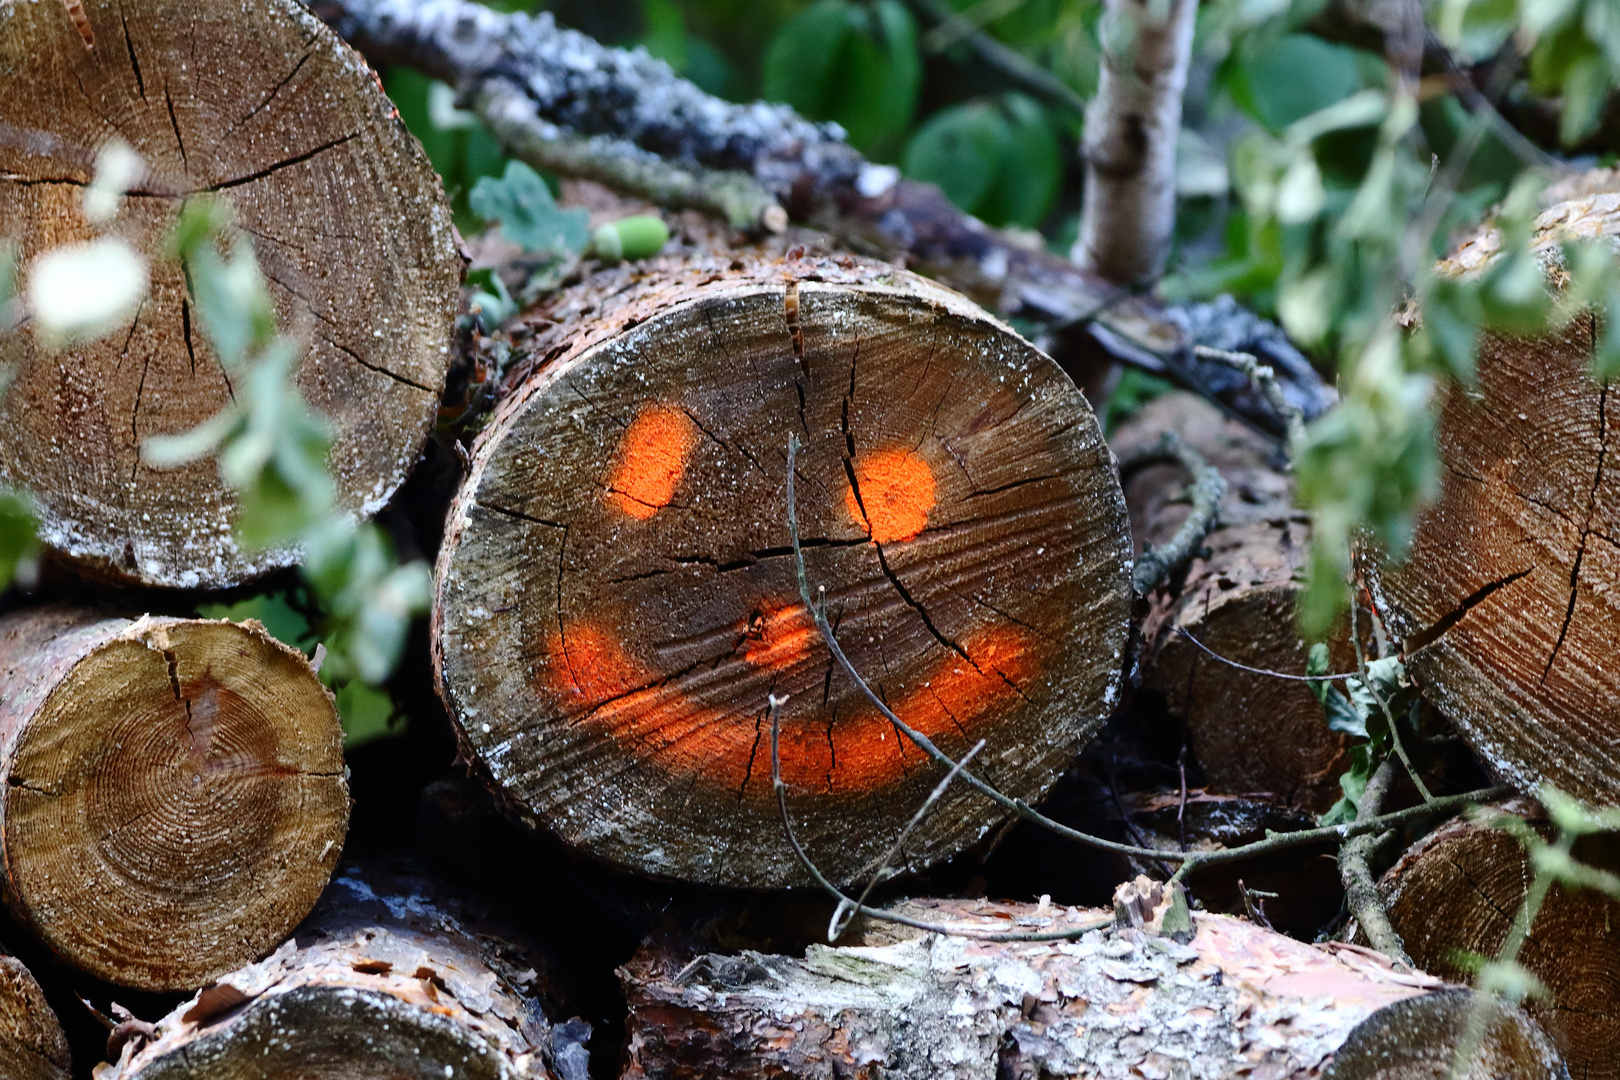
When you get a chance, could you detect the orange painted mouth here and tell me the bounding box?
[548,612,1040,797]
[606,404,697,520]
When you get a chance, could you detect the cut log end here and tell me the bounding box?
[1324,989,1567,1080]
[103,865,558,1080]
[1380,798,1620,1079]
[0,609,348,991]
[1365,189,1620,806]
[0,0,460,589]
[0,956,70,1080]
[434,253,1133,888]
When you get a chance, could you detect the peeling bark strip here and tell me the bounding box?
[1361,189,1620,806]
[1115,393,1352,814]
[433,251,1133,888]
[0,607,347,991]
[0,0,460,589]
[99,864,568,1079]
[301,0,1337,438]
[1379,797,1620,1079]
[0,955,70,1080]
[621,897,1562,1079]
[1075,0,1199,285]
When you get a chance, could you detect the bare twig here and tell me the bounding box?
[1192,345,1307,451]
[1116,431,1226,595]
[785,435,1505,880]
[1339,756,1414,968]
[1174,626,1363,682]
[769,696,1112,943]
[901,0,1086,116]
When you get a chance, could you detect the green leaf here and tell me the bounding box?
[1420,276,1484,383]
[0,487,38,590]
[902,101,1007,215]
[197,592,318,652]
[763,0,920,154]
[1231,34,1367,132]
[469,161,590,255]
[1540,785,1620,836]
[977,95,1064,228]
[336,679,403,748]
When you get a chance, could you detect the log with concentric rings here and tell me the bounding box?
[0,608,347,990]
[432,254,1133,887]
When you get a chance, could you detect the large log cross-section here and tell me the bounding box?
[434,252,1134,888]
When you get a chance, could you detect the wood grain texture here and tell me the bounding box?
[0,955,70,1080]
[1116,392,1352,812]
[100,864,561,1080]
[434,251,1133,888]
[1380,798,1620,1079]
[617,896,1559,1080]
[0,607,347,991]
[1362,190,1620,806]
[0,0,460,588]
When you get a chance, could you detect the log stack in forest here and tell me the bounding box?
[0,0,460,588]
[1379,798,1620,1079]
[0,953,70,1080]
[1114,392,1354,812]
[0,608,347,991]
[99,864,572,1079]
[433,250,1134,887]
[1361,190,1620,806]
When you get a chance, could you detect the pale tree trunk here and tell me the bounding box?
[1074,0,1200,285]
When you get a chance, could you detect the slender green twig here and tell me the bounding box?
[784,435,1505,881]
[1349,597,1434,802]
[901,0,1086,116]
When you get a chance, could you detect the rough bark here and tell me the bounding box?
[433,250,1133,888]
[1115,392,1353,813]
[0,0,461,589]
[1361,189,1620,805]
[0,607,347,991]
[619,896,1563,1080]
[0,954,70,1080]
[1379,797,1620,1079]
[98,863,573,1079]
[1074,0,1199,285]
[300,0,1337,439]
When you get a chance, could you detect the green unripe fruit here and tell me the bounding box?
[591,215,670,264]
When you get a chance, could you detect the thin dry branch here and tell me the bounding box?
[1116,431,1227,595]
[1340,756,1416,967]
[784,435,1505,882]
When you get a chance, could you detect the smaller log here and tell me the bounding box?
[0,953,70,1080]
[1379,797,1620,1079]
[620,893,1560,1080]
[1114,392,1353,812]
[0,607,348,991]
[1325,988,1567,1080]
[99,864,573,1080]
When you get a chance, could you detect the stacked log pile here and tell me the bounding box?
[2,1,1620,1078]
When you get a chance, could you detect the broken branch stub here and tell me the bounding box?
[1361,189,1620,806]
[0,0,460,588]
[0,607,348,991]
[433,251,1133,888]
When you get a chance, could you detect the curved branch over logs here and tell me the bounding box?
[300,0,1335,438]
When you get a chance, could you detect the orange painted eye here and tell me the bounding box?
[606,404,697,520]
[845,448,935,543]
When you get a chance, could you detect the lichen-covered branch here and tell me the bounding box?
[1341,757,1415,968]
[1116,432,1227,595]
[303,0,1335,438]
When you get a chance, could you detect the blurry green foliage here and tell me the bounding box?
[763,0,921,156]
[469,161,592,255]
[903,93,1063,227]
[198,590,405,748]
